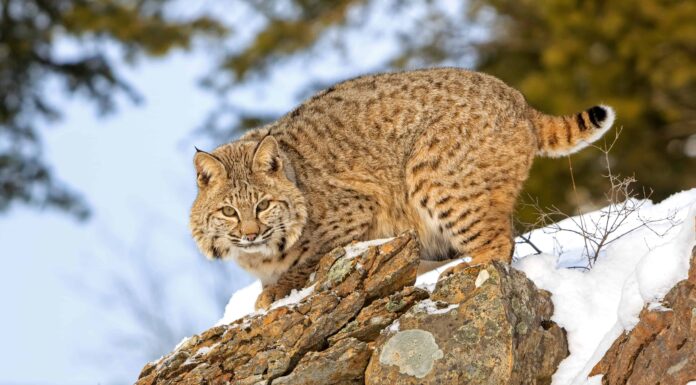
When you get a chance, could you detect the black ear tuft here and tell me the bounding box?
[269,157,279,173]
[197,172,211,186]
[588,106,607,128]
[195,146,204,153]
[252,136,283,175]
[194,151,225,187]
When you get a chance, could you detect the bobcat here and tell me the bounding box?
[189,68,615,308]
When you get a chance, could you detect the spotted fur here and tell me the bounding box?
[189,68,615,305]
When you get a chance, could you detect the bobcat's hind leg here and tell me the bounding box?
[453,210,513,265]
[410,174,515,266]
[405,120,527,266]
[453,184,517,265]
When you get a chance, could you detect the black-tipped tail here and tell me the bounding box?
[532,105,615,157]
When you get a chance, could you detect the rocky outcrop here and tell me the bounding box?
[135,232,568,385]
[365,262,568,385]
[590,245,696,385]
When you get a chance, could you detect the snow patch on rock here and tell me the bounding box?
[217,280,263,326]
[415,258,465,292]
[474,269,490,287]
[413,298,459,315]
[344,237,394,259]
[270,284,315,310]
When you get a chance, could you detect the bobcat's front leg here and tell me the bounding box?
[254,242,320,310]
[254,216,371,309]
[255,282,292,310]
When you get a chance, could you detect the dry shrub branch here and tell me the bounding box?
[517,128,680,268]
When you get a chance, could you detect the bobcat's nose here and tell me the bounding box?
[240,220,260,242]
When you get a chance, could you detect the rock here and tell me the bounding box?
[590,245,696,385]
[271,338,371,385]
[364,261,568,385]
[135,232,568,385]
[135,232,420,385]
[327,286,429,345]
[376,329,444,379]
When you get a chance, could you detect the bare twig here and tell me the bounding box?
[516,233,543,254]
[517,127,681,268]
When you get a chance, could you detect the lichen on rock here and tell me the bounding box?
[364,261,568,385]
[378,329,444,378]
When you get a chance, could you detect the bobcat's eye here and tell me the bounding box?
[256,200,270,212]
[221,206,237,217]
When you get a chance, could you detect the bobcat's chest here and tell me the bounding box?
[232,249,293,285]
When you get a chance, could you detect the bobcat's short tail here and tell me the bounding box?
[530,105,615,157]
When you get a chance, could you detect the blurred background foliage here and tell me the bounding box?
[0,0,224,218]
[2,0,695,224]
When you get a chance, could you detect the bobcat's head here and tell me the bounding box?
[189,136,307,273]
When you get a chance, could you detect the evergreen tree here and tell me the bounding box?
[0,0,224,217]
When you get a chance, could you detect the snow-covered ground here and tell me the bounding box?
[515,189,696,385]
[218,189,696,385]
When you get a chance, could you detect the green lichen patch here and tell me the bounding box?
[323,256,356,289]
[378,329,444,378]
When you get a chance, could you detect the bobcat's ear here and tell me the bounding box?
[252,136,283,175]
[194,148,225,188]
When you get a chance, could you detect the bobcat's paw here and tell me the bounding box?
[439,255,474,278]
[254,284,290,310]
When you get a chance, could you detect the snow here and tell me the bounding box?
[513,189,696,385]
[174,336,191,351]
[217,280,262,326]
[415,257,469,292]
[344,237,393,258]
[269,284,315,310]
[413,298,460,315]
[215,282,315,326]
[194,346,212,356]
[646,302,672,312]
[215,189,696,384]
[474,269,490,287]
[387,319,400,333]
[183,345,214,365]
